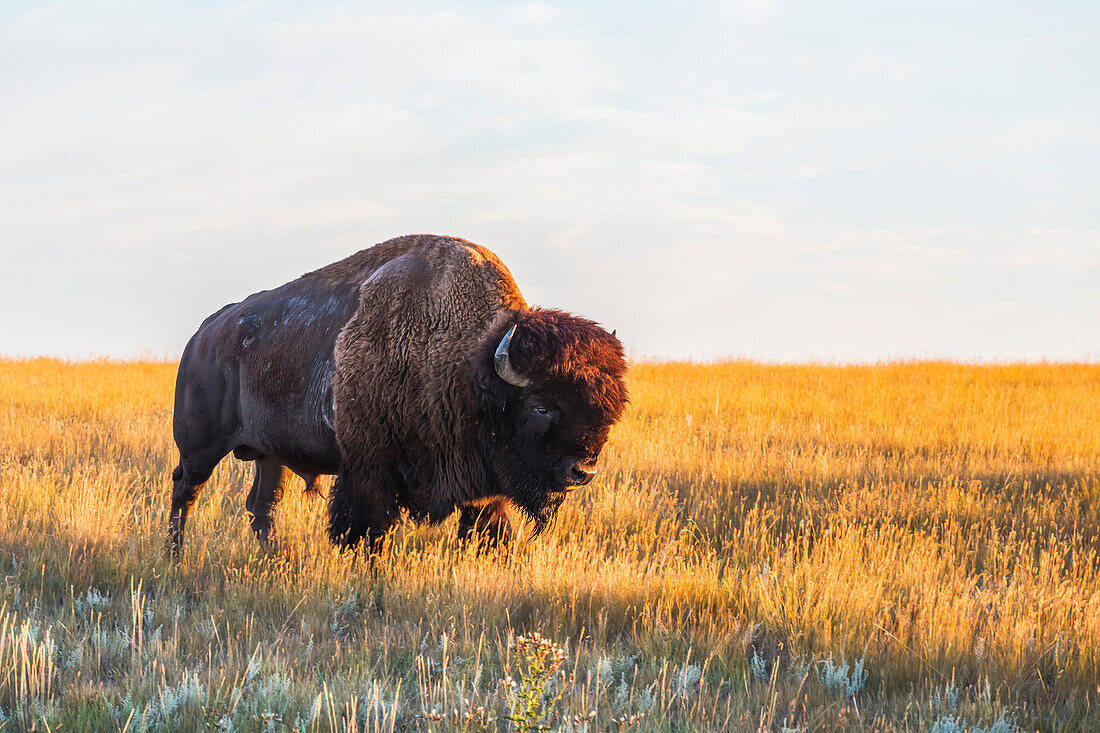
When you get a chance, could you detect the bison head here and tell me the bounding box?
[479,308,628,531]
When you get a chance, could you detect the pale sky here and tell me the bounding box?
[1,1,1097,361]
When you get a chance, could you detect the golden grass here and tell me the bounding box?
[0,357,1097,731]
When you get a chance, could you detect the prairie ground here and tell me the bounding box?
[0,358,1097,732]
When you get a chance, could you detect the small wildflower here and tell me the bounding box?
[611,711,646,728]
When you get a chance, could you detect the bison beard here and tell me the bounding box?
[489,452,569,535]
[170,234,627,554]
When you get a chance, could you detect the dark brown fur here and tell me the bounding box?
[169,234,628,553]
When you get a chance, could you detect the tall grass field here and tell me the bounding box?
[0,358,1097,732]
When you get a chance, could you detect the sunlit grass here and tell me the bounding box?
[0,358,1097,730]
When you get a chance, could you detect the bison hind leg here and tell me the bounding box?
[245,455,292,552]
[168,456,218,556]
[457,498,515,553]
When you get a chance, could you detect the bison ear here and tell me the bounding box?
[611,329,617,339]
[478,351,512,416]
[481,375,511,417]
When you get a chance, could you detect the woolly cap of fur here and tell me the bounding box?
[505,308,629,421]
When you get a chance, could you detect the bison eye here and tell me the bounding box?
[533,405,551,417]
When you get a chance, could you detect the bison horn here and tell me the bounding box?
[494,324,531,387]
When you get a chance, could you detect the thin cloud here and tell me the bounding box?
[0,1,1097,360]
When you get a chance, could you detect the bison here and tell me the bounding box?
[169,234,628,553]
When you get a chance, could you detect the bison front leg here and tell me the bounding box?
[328,463,398,552]
[457,498,515,552]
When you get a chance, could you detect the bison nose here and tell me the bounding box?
[564,462,596,488]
